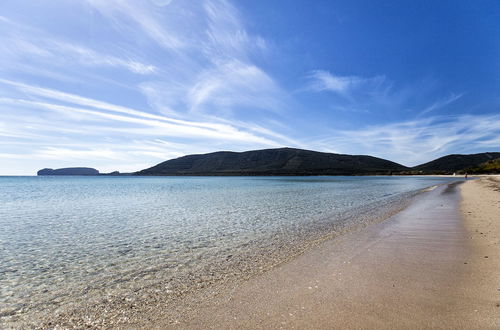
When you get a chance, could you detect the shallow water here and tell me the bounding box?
[0,176,460,325]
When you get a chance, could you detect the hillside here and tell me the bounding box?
[412,152,500,174]
[136,148,408,176]
[465,158,500,174]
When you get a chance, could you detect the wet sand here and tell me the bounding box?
[152,180,499,329]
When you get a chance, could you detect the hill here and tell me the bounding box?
[412,152,500,174]
[465,158,500,174]
[37,167,100,176]
[136,148,408,176]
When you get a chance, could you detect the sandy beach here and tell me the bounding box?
[145,178,499,329]
[460,176,500,327]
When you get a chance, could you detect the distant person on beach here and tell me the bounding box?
[465,173,468,179]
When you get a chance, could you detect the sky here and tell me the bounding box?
[1,0,499,175]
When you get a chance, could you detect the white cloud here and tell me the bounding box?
[419,92,464,116]
[304,70,467,120]
[52,42,157,74]
[84,0,186,50]
[306,70,386,96]
[35,147,124,160]
[187,60,286,113]
[0,17,156,75]
[310,114,500,166]
[4,80,293,144]
[150,0,174,7]
[303,70,394,113]
[203,0,265,60]
[0,79,297,155]
[83,0,287,117]
[0,97,280,146]
[1,0,287,119]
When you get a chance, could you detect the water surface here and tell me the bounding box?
[0,176,459,325]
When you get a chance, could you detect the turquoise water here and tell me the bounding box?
[0,176,459,325]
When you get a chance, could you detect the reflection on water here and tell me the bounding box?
[0,176,458,325]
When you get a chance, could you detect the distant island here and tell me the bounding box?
[37,168,121,176]
[37,148,500,176]
[38,167,100,176]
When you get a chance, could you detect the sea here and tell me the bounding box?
[0,176,461,326]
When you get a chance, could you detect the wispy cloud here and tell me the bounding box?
[85,0,186,51]
[186,60,286,113]
[304,70,468,121]
[310,114,500,166]
[305,70,386,96]
[0,99,279,146]
[35,147,124,161]
[0,80,298,158]
[53,42,157,74]
[0,79,294,143]
[83,0,288,117]
[0,18,156,76]
[418,92,464,116]
[303,70,394,113]
[0,0,290,140]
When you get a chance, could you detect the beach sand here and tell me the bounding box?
[147,179,499,329]
[460,176,500,327]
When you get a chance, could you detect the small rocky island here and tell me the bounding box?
[37,167,100,176]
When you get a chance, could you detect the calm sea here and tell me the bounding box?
[0,176,459,325]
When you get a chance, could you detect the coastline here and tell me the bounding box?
[147,178,499,329]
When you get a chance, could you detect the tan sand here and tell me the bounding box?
[147,180,499,329]
[460,176,500,325]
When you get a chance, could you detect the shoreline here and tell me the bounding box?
[147,178,498,329]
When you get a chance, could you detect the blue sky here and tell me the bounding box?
[1,0,499,174]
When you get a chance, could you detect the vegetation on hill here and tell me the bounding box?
[465,158,500,174]
[137,148,408,176]
[412,152,500,174]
